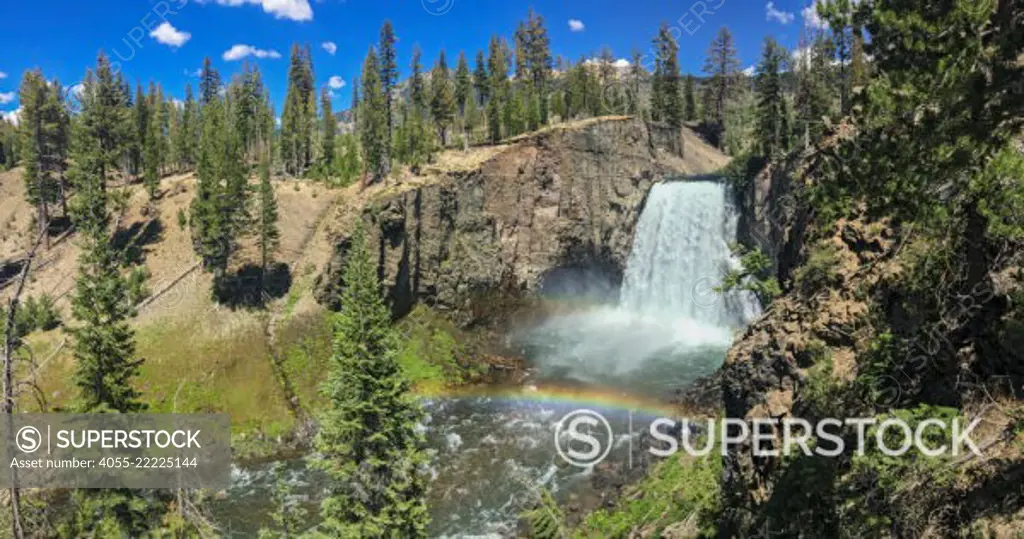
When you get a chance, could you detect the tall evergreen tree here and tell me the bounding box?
[430,50,456,146]
[256,151,279,283]
[131,83,148,178]
[702,27,741,146]
[400,47,433,168]
[350,79,360,128]
[754,37,789,159]
[629,50,644,117]
[189,93,246,278]
[794,32,833,149]
[473,50,489,107]
[313,223,429,537]
[72,53,130,186]
[454,51,471,118]
[199,57,221,106]
[379,21,398,143]
[486,36,509,143]
[143,81,160,199]
[68,57,144,414]
[521,8,552,125]
[281,44,316,176]
[179,83,198,169]
[321,87,336,174]
[818,0,859,114]
[683,74,697,122]
[359,47,388,182]
[19,70,65,248]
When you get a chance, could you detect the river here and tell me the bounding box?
[212,180,761,537]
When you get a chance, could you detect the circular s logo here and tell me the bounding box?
[554,409,613,468]
[16,426,42,453]
[422,0,454,16]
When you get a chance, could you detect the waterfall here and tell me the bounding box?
[620,181,762,328]
[521,179,762,389]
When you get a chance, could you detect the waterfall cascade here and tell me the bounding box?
[620,181,762,328]
[523,180,761,386]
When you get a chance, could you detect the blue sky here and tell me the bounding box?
[0,0,826,120]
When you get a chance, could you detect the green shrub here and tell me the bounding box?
[718,245,782,302]
[793,241,840,292]
[15,294,62,335]
[574,454,722,538]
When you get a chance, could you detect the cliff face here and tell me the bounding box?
[316,118,729,323]
[720,141,1024,536]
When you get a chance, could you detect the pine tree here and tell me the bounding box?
[69,173,144,413]
[818,0,859,114]
[350,79,360,128]
[313,223,429,537]
[684,74,697,122]
[68,59,144,413]
[143,81,160,199]
[430,50,456,146]
[189,93,245,278]
[179,83,198,169]
[199,57,221,106]
[359,47,388,182]
[754,37,788,159]
[454,51,471,118]
[702,27,741,146]
[281,44,316,176]
[794,32,833,149]
[486,36,508,143]
[473,50,489,107]
[402,47,433,168]
[131,84,148,178]
[155,85,169,176]
[256,151,279,282]
[72,52,130,187]
[321,87,336,175]
[629,50,644,117]
[19,70,62,248]
[598,47,621,116]
[167,97,181,174]
[379,21,398,142]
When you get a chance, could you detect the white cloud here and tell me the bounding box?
[204,0,313,22]
[766,2,795,24]
[150,22,191,47]
[322,41,337,55]
[1,107,21,125]
[613,59,630,69]
[802,1,826,29]
[0,72,7,80]
[172,98,185,109]
[69,83,85,97]
[184,68,204,77]
[328,75,346,89]
[222,44,282,61]
[743,66,756,77]
[568,19,585,32]
[0,92,15,105]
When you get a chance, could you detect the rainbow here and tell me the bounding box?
[414,382,700,419]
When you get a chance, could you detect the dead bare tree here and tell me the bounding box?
[3,224,50,539]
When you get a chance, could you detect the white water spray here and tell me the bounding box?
[524,180,761,385]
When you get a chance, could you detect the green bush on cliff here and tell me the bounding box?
[574,454,721,538]
[718,244,782,302]
[793,241,840,292]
